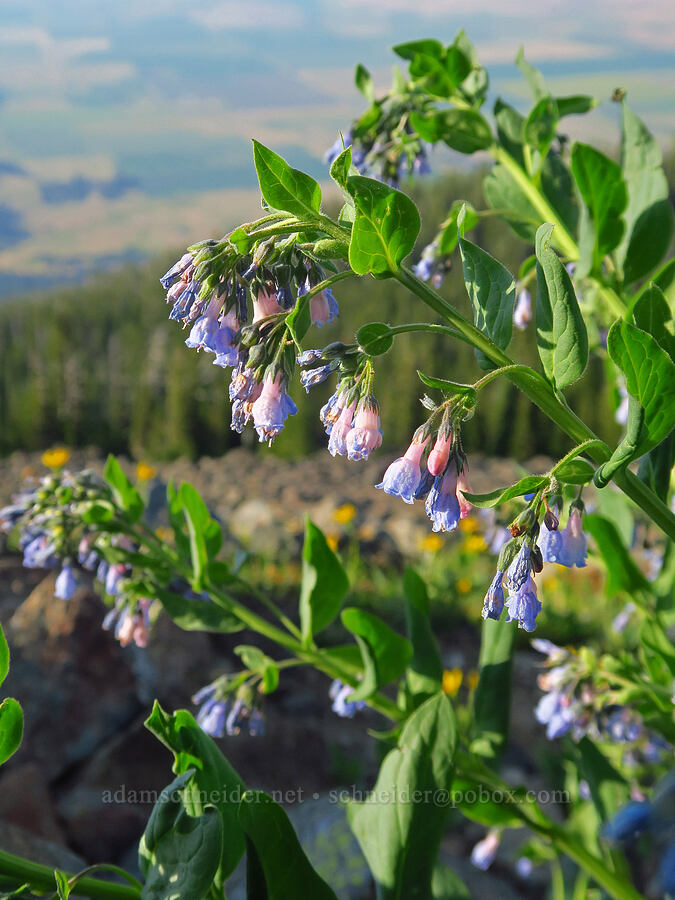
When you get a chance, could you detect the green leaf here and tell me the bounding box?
[483,165,539,241]
[459,228,515,369]
[616,104,673,283]
[553,457,595,485]
[515,47,547,99]
[576,738,628,823]
[570,143,627,265]
[471,617,515,758]
[166,481,191,562]
[354,63,374,102]
[650,258,675,313]
[412,109,492,154]
[438,200,478,255]
[81,501,116,524]
[535,222,589,390]
[286,291,311,345]
[252,141,322,220]
[357,322,394,356]
[145,702,246,885]
[523,96,558,174]
[103,455,143,523]
[595,319,675,484]
[638,432,675,503]
[347,694,457,899]
[139,770,195,876]
[239,791,338,900]
[450,776,522,827]
[556,95,598,117]
[341,607,412,701]
[346,176,420,275]
[431,866,471,900]
[393,40,471,99]
[632,283,675,360]
[142,806,222,900]
[461,475,548,508]
[494,98,526,166]
[417,371,477,405]
[151,585,243,634]
[54,871,70,900]
[0,697,23,766]
[0,625,8,687]
[541,152,579,236]
[403,569,443,701]
[299,518,349,643]
[640,619,675,678]
[179,483,222,587]
[583,514,649,596]
[234,646,279,694]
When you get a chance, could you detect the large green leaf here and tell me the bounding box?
[523,96,558,174]
[471,617,515,758]
[347,694,457,900]
[140,772,223,900]
[412,109,492,154]
[541,151,579,236]
[0,697,23,766]
[632,284,675,361]
[595,319,675,484]
[431,866,471,900]
[346,176,420,275]
[104,455,143,523]
[252,141,321,220]
[483,164,539,241]
[535,222,588,390]
[145,703,246,886]
[459,225,515,370]
[179,483,222,587]
[299,518,349,643]
[570,143,627,267]
[616,104,673,284]
[341,607,412,701]
[239,791,338,900]
[575,738,628,823]
[151,585,244,634]
[583,514,649,596]
[403,569,443,701]
[393,40,471,99]
[515,47,547,99]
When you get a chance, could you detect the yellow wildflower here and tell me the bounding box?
[136,461,158,482]
[462,535,487,554]
[467,670,480,691]
[333,503,357,525]
[459,517,479,534]
[419,533,444,552]
[326,534,340,552]
[442,668,463,696]
[456,577,472,594]
[41,447,71,469]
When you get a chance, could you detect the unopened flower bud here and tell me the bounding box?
[509,507,536,537]
[497,539,520,573]
[531,545,544,573]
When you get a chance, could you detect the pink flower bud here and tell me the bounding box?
[427,431,452,476]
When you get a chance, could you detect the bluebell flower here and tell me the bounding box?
[248,708,265,737]
[0,500,32,531]
[482,570,505,620]
[300,362,338,393]
[251,374,297,443]
[516,858,533,878]
[197,698,229,738]
[612,601,636,634]
[513,289,532,330]
[561,508,587,568]
[413,255,435,282]
[160,252,193,290]
[226,698,247,735]
[320,391,341,435]
[54,564,77,601]
[229,363,258,402]
[77,537,98,571]
[310,288,339,328]
[105,564,125,596]
[168,279,200,321]
[211,308,240,367]
[23,534,57,569]
[604,707,644,743]
[505,544,531,593]
[346,400,382,461]
[327,400,356,457]
[412,147,431,175]
[96,559,109,583]
[470,831,500,870]
[505,575,541,632]
[535,690,576,739]
[297,349,323,366]
[413,468,434,500]
[537,523,566,564]
[376,437,429,504]
[605,801,651,841]
[329,680,366,718]
[425,468,460,533]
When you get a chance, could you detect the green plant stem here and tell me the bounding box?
[394,266,675,540]
[490,146,626,319]
[385,322,470,346]
[0,850,142,900]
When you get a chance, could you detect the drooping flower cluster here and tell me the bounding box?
[192,682,265,738]
[329,679,366,718]
[532,639,672,762]
[481,499,587,633]
[324,124,431,188]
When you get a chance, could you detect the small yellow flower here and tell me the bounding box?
[326,534,340,552]
[456,577,472,594]
[155,527,173,542]
[459,517,479,534]
[542,575,559,591]
[41,447,71,469]
[467,670,480,691]
[462,535,487,554]
[333,503,357,525]
[442,668,463,696]
[357,524,376,542]
[419,533,444,552]
[136,461,158,482]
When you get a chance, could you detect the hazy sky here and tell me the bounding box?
[0,0,674,293]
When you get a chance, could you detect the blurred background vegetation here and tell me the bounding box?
[2,153,673,463]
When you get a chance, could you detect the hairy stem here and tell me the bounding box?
[0,850,142,900]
